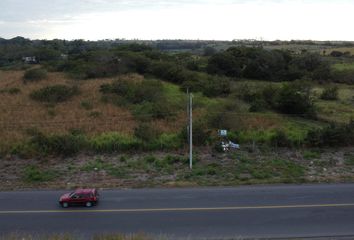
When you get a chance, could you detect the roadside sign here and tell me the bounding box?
[218,130,227,137]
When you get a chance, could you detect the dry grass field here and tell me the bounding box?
[0,70,186,145]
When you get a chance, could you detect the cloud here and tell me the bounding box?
[0,0,354,40]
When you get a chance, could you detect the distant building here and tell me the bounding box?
[22,56,38,64]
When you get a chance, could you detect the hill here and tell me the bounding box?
[1,38,354,189]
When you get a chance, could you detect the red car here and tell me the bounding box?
[59,189,99,208]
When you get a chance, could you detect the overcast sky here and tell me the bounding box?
[0,0,353,41]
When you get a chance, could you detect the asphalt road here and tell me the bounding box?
[1,184,354,239]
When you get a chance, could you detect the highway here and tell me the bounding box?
[1,184,354,239]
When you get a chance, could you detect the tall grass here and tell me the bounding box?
[90,133,141,153]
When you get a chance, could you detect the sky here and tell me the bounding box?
[0,0,353,41]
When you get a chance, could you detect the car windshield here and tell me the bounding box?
[69,192,75,197]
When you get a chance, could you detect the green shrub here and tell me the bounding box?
[249,99,267,112]
[0,88,21,95]
[120,155,128,162]
[10,142,39,158]
[134,123,161,142]
[80,100,93,110]
[144,155,158,164]
[8,88,21,94]
[23,68,48,82]
[163,155,186,165]
[30,85,79,103]
[276,81,315,117]
[306,120,354,147]
[154,133,183,150]
[101,79,178,120]
[133,102,175,120]
[23,165,57,182]
[27,129,87,156]
[320,86,338,100]
[303,150,321,159]
[236,84,279,112]
[101,79,164,104]
[270,130,292,147]
[180,120,211,146]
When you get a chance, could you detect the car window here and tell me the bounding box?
[71,194,79,199]
[78,194,86,199]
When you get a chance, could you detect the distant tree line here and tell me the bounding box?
[206,47,332,81]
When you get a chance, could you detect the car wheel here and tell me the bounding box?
[62,202,69,208]
[86,202,92,207]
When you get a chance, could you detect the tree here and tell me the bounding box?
[276,81,315,117]
[206,52,243,77]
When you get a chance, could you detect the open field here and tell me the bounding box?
[314,84,354,123]
[332,62,354,72]
[326,47,354,55]
[0,70,189,146]
[2,70,354,150]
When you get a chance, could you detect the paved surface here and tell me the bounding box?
[1,184,354,239]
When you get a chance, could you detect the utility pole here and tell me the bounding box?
[189,92,193,170]
[186,88,189,144]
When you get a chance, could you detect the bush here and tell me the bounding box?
[320,86,338,100]
[27,129,87,156]
[102,79,178,120]
[306,120,354,147]
[23,68,47,82]
[30,85,79,103]
[80,100,93,110]
[0,88,21,95]
[180,120,211,146]
[8,87,21,94]
[275,81,315,117]
[101,79,165,104]
[270,130,292,147]
[133,102,175,120]
[150,62,189,84]
[134,123,161,142]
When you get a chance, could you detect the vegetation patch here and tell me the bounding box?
[30,84,79,103]
[306,120,354,147]
[303,150,321,160]
[0,87,21,94]
[90,132,141,153]
[320,86,338,100]
[80,100,93,110]
[23,165,58,182]
[23,68,48,82]
[101,78,182,120]
[344,154,354,166]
